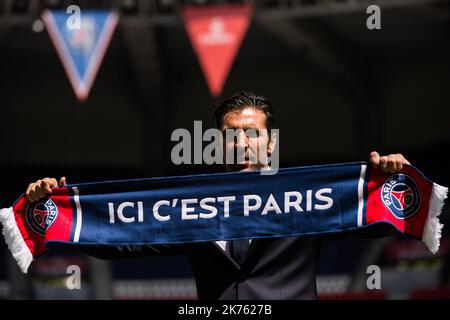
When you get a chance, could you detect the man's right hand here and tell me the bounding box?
[26,177,67,203]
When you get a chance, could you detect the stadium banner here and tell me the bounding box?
[42,10,119,101]
[182,4,254,97]
[0,162,447,273]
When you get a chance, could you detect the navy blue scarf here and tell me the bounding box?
[0,162,447,273]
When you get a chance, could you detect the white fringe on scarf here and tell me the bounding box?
[0,207,32,273]
[0,183,447,274]
[422,183,448,254]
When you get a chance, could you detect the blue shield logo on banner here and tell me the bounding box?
[42,10,119,101]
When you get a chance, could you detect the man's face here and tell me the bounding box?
[221,107,276,172]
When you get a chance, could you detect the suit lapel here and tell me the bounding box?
[244,238,268,262]
[211,238,269,268]
[211,241,241,269]
[245,238,281,269]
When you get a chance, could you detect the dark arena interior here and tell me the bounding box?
[0,0,450,303]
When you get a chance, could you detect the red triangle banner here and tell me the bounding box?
[182,4,254,97]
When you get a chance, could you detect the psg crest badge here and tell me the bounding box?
[381,173,422,219]
[25,199,59,236]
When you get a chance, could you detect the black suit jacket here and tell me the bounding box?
[81,236,322,300]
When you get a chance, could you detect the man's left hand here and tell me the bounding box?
[369,151,410,173]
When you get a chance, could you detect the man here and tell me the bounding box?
[25,91,409,299]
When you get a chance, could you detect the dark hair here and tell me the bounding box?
[214,91,275,130]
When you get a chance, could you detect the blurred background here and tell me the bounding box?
[0,0,450,300]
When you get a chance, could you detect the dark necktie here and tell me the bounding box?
[230,239,250,265]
